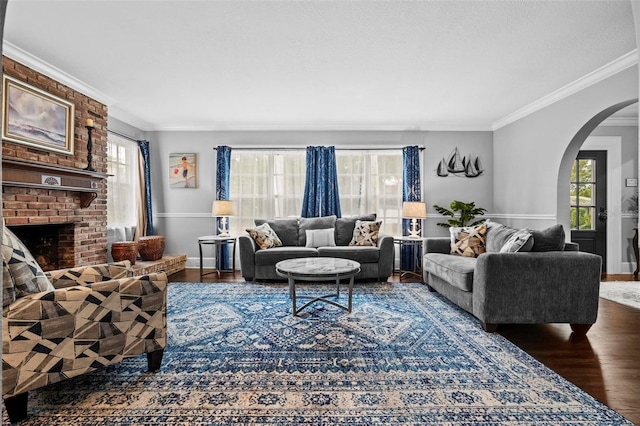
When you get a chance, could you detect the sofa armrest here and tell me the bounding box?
[45,261,133,289]
[238,235,257,280]
[377,234,394,279]
[424,237,451,254]
[472,251,602,325]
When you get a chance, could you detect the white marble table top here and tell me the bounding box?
[198,235,236,242]
[276,257,360,278]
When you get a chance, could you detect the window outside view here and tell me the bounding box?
[570,158,595,231]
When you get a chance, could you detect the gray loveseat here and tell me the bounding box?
[423,222,602,335]
[239,214,394,282]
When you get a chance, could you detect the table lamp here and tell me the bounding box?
[402,201,427,238]
[212,200,235,236]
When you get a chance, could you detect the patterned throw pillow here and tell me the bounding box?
[305,228,336,248]
[499,228,533,253]
[2,225,54,307]
[246,223,283,250]
[349,220,382,247]
[450,224,487,257]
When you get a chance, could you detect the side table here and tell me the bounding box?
[198,235,236,281]
[393,236,426,279]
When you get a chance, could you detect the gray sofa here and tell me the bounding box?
[422,222,602,335]
[239,214,394,282]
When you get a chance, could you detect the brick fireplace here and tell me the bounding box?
[2,57,109,267]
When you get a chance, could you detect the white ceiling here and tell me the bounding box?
[2,0,637,131]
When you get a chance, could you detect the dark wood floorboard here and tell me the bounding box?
[170,269,640,424]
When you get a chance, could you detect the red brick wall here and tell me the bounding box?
[2,56,109,266]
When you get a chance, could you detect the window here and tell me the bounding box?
[570,158,595,230]
[228,149,404,237]
[107,133,138,227]
[229,150,306,233]
[336,150,403,236]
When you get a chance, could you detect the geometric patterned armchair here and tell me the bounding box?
[2,225,167,423]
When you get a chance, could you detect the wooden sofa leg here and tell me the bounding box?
[481,322,499,333]
[147,349,164,372]
[4,392,28,423]
[570,323,593,336]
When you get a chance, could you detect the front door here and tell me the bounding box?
[570,150,607,272]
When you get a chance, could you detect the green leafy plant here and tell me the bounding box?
[433,200,487,228]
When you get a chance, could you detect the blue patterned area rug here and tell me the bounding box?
[2,282,632,425]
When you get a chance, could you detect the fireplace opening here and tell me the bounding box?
[8,223,76,271]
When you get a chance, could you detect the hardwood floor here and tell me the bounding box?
[170,269,640,424]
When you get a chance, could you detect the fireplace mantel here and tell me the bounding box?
[2,159,111,208]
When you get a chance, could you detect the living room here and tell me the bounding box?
[2,1,640,424]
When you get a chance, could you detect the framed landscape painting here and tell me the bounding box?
[2,75,75,155]
[169,153,198,188]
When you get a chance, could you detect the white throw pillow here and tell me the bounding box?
[305,228,336,248]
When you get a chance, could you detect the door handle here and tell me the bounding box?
[598,207,607,222]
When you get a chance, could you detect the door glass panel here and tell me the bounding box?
[578,183,595,205]
[569,183,577,205]
[578,159,594,182]
[578,207,595,230]
[570,157,597,231]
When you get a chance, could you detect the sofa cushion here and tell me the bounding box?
[2,225,54,307]
[298,215,337,247]
[255,218,299,247]
[246,223,283,250]
[424,253,477,292]
[255,246,318,266]
[335,214,376,246]
[305,228,336,248]
[349,220,382,246]
[317,246,380,263]
[450,224,487,258]
[531,224,565,252]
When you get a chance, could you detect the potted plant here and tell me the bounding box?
[433,200,487,228]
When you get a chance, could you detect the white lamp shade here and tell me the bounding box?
[212,200,235,216]
[402,201,427,219]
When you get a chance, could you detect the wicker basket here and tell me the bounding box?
[138,235,166,261]
[111,241,139,265]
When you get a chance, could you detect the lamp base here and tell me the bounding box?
[217,217,229,237]
[407,218,421,239]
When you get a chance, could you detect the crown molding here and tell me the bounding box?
[2,41,116,106]
[492,49,639,131]
[146,122,493,132]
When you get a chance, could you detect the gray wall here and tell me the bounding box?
[493,66,638,231]
[145,130,492,266]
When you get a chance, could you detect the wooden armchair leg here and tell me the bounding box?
[4,392,28,423]
[147,349,164,372]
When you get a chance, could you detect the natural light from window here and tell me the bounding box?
[107,134,138,227]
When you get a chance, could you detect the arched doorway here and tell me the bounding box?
[558,99,638,273]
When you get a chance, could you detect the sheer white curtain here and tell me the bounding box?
[227,149,403,236]
[336,150,403,236]
[229,150,306,234]
[107,134,139,246]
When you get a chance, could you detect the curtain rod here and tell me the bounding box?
[108,129,139,142]
[213,147,424,151]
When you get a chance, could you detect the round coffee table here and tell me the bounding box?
[275,257,361,316]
